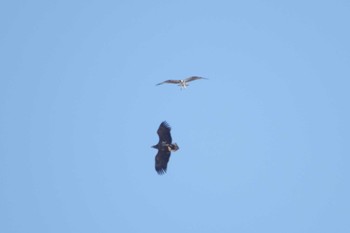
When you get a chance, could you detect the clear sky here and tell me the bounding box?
[1,1,349,232]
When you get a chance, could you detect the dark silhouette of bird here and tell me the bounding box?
[152,121,179,175]
[156,76,207,89]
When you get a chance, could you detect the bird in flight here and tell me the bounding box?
[156,76,207,89]
[152,121,179,175]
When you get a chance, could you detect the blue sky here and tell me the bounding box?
[1,1,349,232]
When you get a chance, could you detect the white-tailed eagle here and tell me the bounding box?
[152,121,179,175]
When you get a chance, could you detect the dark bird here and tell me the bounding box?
[152,121,179,175]
[156,76,207,89]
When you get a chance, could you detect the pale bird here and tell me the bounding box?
[156,76,207,89]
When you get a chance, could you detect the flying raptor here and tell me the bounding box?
[156,76,207,89]
[152,121,179,175]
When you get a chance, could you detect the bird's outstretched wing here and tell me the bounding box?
[155,150,171,175]
[157,121,172,144]
[156,80,181,85]
[184,76,207,82]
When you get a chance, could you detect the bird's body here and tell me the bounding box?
[156,76,207,89]
[152,121,179,175]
